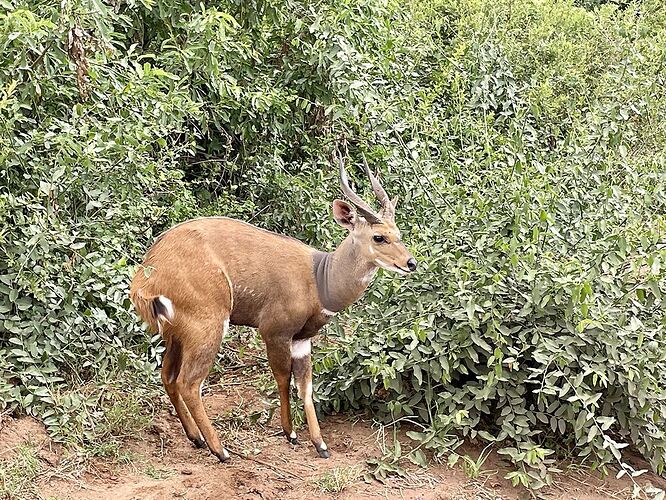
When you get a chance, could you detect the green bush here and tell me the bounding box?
[0,0,198,438]
[313,0,666,488]
[1,0,664,490]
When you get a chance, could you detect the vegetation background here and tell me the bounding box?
[1,0,664,492]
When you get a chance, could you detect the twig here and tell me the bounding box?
[226,447,302,480]
[225,346,267,363]
[206,381,244,389]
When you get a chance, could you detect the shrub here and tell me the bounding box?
[1,0,664,490]
[313,0,666,488]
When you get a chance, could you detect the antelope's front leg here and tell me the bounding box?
[291,339,329,458]
[264,339,296,444]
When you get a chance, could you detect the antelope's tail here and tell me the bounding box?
[130,290,175,334]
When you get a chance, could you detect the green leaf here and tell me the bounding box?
[409,449,428,468]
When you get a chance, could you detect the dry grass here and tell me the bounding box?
[313,465,364,494]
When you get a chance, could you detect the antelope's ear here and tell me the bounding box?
[332,199,356,230]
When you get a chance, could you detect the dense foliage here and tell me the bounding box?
[1,0,664,489]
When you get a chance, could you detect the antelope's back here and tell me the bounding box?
[131,217,319,328]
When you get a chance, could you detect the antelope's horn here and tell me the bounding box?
[362,154,394,220]
[338,153,383,224]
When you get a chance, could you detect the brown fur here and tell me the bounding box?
[130,201,414,461]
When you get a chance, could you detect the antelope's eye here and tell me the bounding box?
[373,235,386,243]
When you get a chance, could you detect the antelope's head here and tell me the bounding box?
[333,155,417,276]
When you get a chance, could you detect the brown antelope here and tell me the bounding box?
[129,155,416,461]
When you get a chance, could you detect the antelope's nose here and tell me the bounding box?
[407,258,417,272]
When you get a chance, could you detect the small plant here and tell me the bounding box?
[365,423,408,483]
[88,441,123,459]
[447,444,494,480]
[253,370,277,396]
[0,444,41,499]
[313,465,363,494]
[116,450,139,467]
[143,464,174,480]
[102,393,153,439]
[365,457,407,484]
[47,380,159,463]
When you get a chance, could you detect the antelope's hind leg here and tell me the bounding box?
[291,339,329,458]
[161,337,205,448]
[177,318,231,463]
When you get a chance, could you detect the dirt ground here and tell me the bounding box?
[3,380,666,500]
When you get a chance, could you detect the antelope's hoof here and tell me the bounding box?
[214,448,231,463]
[316,446,330,459]
[191,437,207,449]
[285,431,299,445]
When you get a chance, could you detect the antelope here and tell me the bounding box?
[129,155,417,461]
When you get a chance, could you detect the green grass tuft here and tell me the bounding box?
[0,444,41,499]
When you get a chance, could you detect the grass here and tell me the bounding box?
[313,465,363,494]
[74,390,154,465]
[102,392,154,439]
[143,463,174,480]
[447,444,495,480]
[14,377,165,491]
[0,443,42,499]
[0,381,160,500]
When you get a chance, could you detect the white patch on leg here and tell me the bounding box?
[296,379,313,400]
[320,442,328,451]
[291,339,311,359]
[297,380,313,401]
[222,448,230,459]
[157,295,175,321]
[290,431,297,439]
[222,319,230,337]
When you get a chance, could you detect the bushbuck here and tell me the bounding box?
[130,155,417,461]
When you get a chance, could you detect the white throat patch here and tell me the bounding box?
[361,268,378,285]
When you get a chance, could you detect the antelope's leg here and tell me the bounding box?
[291,343,329,458]
[178,324,229,463]
[161,339,204,448]
[263,336,296,444]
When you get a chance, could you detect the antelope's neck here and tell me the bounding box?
[312,236,377,313]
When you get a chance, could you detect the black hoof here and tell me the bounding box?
[191,437,206,449]
[285,431,299,445]
[316,447,330,459]
[214,449,231,463]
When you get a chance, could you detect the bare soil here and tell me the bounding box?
[3,379,666,500]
